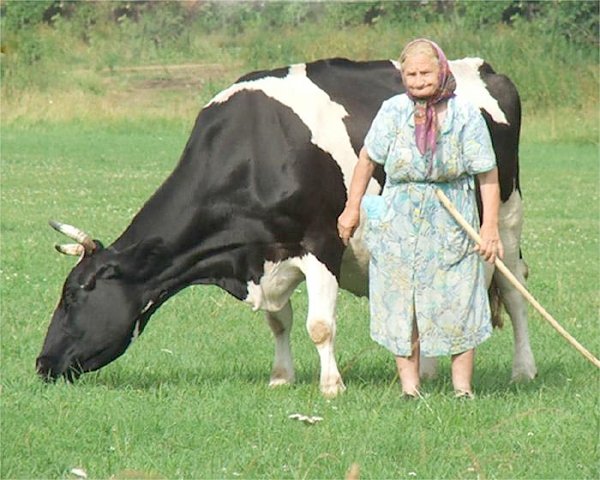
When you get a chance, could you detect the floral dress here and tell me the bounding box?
[362,94,496,357]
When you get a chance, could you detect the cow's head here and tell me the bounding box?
[36,221,168,381]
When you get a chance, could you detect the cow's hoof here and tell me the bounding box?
[269,366,294,388]
[269,377,293,388]
[320,380,346,398]
[511,365,537,382]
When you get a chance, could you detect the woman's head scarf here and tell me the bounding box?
[400,39,456,156]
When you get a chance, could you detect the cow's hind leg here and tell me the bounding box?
[497,191,537,381]
[420,357,438,379]
[301,253,345,398]
[266,301,295,387]
[495,260,537,381]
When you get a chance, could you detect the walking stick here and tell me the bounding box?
[435,188,600,369]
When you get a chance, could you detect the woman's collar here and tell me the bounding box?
[404,96,455,132]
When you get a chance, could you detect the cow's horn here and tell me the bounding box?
[54,243,85,257]
[49,220,96,256]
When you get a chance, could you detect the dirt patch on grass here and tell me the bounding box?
[5,62,244,123]
[97,62,242,114]
[99,62,238,91]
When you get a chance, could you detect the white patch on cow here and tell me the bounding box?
[245,253,344,397]
[244,253,341,316]
[299,253,345,397]
[208,64,380,194]
[244,258,304,312]
[449,58,509,125]
[141,299,154,315]
[128,300,153,346]
[130,319,141,344]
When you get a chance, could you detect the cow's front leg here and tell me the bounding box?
[265,301,295,387]
[302,254,345,398]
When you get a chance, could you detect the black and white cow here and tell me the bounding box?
[37,58,537,396]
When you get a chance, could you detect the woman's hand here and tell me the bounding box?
[476,167,504,264]
[475,222,504,264]
[337,147,377,246]
[337,206,360,246]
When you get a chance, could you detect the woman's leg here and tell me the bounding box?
[451,348,474,395]
[395,321,420,396]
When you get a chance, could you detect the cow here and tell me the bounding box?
[36,57,537,397]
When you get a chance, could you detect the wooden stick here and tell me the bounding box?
[435,188,600,369]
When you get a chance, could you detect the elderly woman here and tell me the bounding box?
[337,39,503,399]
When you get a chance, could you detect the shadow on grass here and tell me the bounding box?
[72,351,574,399]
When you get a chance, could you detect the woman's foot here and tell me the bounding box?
[396,325,421,398]
[402,392,419,400]
[396,357,420,399]
[454,390,475,400]
[451,348,474,396]
[401,388,421,400]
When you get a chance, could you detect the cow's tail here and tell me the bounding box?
[488,253,530,329]
[488,278,504,329]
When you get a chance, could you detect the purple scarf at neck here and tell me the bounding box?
[402,39,457,156]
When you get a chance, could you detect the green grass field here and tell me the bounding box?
[2,4,598,477]
[1,118,598,479]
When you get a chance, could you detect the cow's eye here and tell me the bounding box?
[62,285,79,310]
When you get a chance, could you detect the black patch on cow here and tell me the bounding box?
[478,72,522,201]
[236,66,289,83]
[114,90,346,301]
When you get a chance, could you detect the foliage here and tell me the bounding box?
[2,1,598,48]
[0,0,54,30]
[0,1,597,127]
[534,0,599,46]
[456,0,518,27]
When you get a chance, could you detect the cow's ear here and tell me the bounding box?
[82,263,119,291]
[117,237,170,282]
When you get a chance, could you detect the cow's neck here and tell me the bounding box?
[111,145,253,302]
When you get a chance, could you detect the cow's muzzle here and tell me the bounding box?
[36,355,81,383]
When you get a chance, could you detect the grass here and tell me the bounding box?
[1,115,599,479]
[1,8,598,477]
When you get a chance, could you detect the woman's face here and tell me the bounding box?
[402,53,441,99]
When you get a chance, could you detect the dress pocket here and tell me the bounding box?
[362,195,386,221]
[361,195,388,253]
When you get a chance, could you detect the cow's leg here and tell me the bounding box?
[494,261,537,381]
[265,301,295,387]
[497,192,537,381]
[301,254,345,397]
[420,357,438,379]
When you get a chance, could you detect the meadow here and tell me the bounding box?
[1,3,599,479]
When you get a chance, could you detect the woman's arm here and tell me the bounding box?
[476,167,504,263]
[337,146,377,245]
